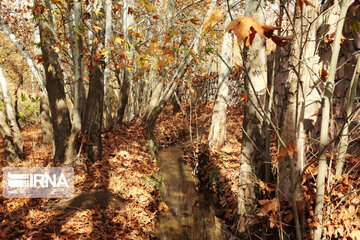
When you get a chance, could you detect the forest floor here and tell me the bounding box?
[1,101,360,239]
[0,124,160,239]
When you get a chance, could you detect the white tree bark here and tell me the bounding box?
[103,0,113,127]
[0,106,20,163]
[72,0,86,130]
[0,65,24,155]
[208,0,233,148]
[237,0,267,221]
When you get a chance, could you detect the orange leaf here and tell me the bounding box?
[203,9,224,33]
[240,93,247,105]
[325,33,353,49]
[226,17,264,46]
[262,25,281,38]
[158,202,168,212]
[340,34,354,44]
[271,34,294,47]
[91,25,102,33]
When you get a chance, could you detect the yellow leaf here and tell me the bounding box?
[115,37,124,45]
[48,64,53,72]
[203,9,224,34]
[95,11,105,17]
[74,31,84,39]
[101,49,109,56]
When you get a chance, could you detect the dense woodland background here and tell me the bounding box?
[0,0,360,239]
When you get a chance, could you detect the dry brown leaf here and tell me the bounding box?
[297,0,315,9]
[257,198,280,217]
[226,17,264,46]
[271,34,294,47]
[325,32,354,48]
[203,9,224,33]
[275,141,297,163]
[319,66,328,82]
[262,25,281,38]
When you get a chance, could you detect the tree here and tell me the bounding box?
[33,25,53,146]
[208,1,233,148]
[116,0,134,125]
[335,55,360,176]
[103,0,113,128]
[0,65,23,161]
[82,0,105,161]
[37,0,72,163]
[64,0,86,164]
[237,0,268,225]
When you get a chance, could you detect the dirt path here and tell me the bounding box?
[155,146,225,240]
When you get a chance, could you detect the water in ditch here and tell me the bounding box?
[155,145,229,240]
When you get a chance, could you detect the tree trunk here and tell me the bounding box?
[103,0,113,128]
[82,63,104,161]
[82,0,104,161]
[116,0,134,124]
[208,0,233,148]
[0,108,20,164]
[116,69,130,125]
[0,65,24,156]
[314,0,351,238]
[38,4,72,163]
[335,55,360,176]
[33,24,53,146]
[64,0,86,164]
[279,1,319,238]
[237,0,267,224]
